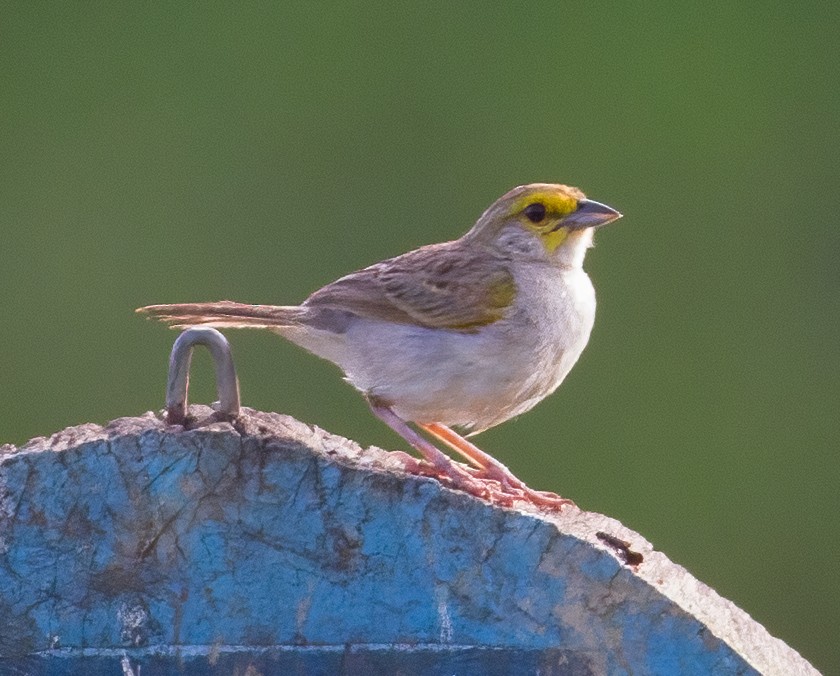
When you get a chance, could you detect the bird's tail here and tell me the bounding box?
[136,301,303,330]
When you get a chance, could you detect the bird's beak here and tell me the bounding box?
[562,199,623,230]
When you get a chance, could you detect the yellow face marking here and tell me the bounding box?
[512,191,579,218]
[538,227,569,253]
[511,190,580,253]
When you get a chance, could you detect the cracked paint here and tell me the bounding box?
[0,407,818,675]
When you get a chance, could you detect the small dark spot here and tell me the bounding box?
[179,413,202,430]
[435,260,455,275]
[596,531,644,567]
[523,202,547,223]
[328,526,363,572]
[90,564,148,595]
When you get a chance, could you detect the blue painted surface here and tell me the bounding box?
[0,413,776,674]
[0,646,603,676]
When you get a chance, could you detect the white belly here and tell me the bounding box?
[282,266,596,433]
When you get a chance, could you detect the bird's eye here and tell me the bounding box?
[523,203,547,223]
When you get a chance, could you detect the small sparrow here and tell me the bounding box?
[138,183,621,509]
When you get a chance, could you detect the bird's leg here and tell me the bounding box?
[419,423,522,483]
[368,401,493,501]
[419,423,576,510]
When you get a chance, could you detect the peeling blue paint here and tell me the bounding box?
[0,411,814,675]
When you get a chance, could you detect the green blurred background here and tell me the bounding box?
[1,3,837,671]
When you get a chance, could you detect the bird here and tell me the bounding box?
[137,183,622,509]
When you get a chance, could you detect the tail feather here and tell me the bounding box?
[136,301,301,330]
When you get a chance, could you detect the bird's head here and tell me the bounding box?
[466,183,622,267]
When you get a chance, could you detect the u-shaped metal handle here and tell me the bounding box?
[165,327,241,424]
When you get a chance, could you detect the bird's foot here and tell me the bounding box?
[371,404,574,509]
[395,456,574,510]
[385,450,493,500]
[416,422,576,511]
[468,465,577,510]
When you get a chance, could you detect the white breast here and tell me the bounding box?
[465,264,594,427]
[279,263,596,432]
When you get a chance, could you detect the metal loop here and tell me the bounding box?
[165,327,241,425]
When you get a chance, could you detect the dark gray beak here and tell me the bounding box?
[562,199,623,230]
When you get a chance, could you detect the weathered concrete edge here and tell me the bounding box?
[0,408,818,675]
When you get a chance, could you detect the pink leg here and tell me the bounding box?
[419,423,576,510]
[368,402,492,501]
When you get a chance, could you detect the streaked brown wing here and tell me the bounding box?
[303,242,516,331]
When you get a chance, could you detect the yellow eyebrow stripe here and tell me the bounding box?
[512,191,578,218]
